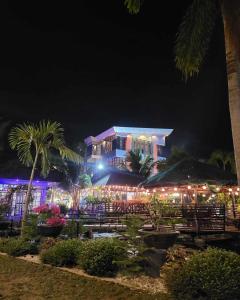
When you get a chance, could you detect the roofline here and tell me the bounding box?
[85,126,174,143]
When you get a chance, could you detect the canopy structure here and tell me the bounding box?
[142,158,237,188]
[92,168,144,187]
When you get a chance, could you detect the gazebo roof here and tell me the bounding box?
[92,168,145,187]
[141,158,237,187]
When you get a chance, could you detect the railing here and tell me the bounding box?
[68,203,226,233]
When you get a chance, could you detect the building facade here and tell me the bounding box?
[0,178,58,219]
[84,126,173,170]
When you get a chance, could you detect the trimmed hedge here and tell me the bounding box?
[0,238,38,256]
[78,238,126,277]
[163,247,240,300]
[40,239,82,267]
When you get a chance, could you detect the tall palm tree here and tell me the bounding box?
[123,0,240,184]
[9,120,81,234]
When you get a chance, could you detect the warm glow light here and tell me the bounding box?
[216,187,220,191]
[183,194,187,197]
[161,188,165,192]
[237,188,240,191]
[235,192,239,196]
[229,188,232,192]
[187,185,191,190]
[203,186,207,190]
[174,187,177,191]
[203,194,206,197]
[193,194,196,197]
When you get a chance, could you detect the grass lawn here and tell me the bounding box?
[0,255,170,300]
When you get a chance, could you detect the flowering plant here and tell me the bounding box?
[33,203,65,227]
[46,217,66,226]
[33,204,60,215]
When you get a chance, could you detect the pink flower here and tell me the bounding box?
[46,217,66,227]
[50,204,60,215]
[33,204,50,214]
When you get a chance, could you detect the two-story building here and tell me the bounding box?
[84,126,173,170]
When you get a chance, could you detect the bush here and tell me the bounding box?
[39,237,58,252]
[78,238,126,277]
[40,239,82,267]
[163,247,240,300]
[0,238,38,256]
[22,214,39,239]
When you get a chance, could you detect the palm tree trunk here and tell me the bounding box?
[222,1,240,185]
[21,151,39,236]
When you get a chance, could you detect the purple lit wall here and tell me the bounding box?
[0,178,59,219]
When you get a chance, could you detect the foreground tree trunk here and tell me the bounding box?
[21,152,39,236]
[222,0,240,185]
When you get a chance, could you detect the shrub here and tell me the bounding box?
[22,214,39,239]
[78,238,126,277]
[40,239,82,266]
[1,238,38,256]
[0,238,9,252]
[166,245,196,263]
[163,247,240,300]
[39,237,58,251]
[61,219,77,238]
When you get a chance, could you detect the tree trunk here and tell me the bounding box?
[221,1,240,185]
[21,151,39,236]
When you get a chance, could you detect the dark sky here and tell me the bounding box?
[3,0,232,159]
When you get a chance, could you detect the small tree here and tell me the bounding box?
[9,120,81,235]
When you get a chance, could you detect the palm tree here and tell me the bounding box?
[126,149,154,177]
[9,120,81,234]
[123,0,240,184]
[208,149,236,173]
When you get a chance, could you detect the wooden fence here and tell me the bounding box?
[68,203,226,233]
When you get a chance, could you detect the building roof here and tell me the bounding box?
[0,159,61,186]
[85,126,173,145]
[141,158,237,187]
[92,168,145,187]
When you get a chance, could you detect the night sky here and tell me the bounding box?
[3,1,232,160]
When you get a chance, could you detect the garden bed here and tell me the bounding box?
[0,252,168,295]
[0,254,170,300]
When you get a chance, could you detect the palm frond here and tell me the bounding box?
[8,123,35,166]
[123,0,143,14]
[59,145,82,164]
[175,0,217,80]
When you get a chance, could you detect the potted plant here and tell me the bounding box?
[140,196,181,249]
[0,203,11,230]
[33,204,66,237]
